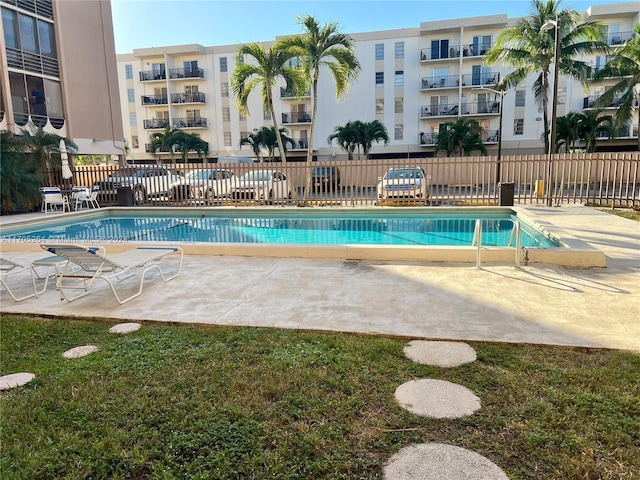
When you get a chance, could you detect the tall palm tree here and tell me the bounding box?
[327,121,360,160]
[485,0,608,154]
[231,43,306,165]
[149,126,182,163]
[594,22,640,151]
[280,15,361,202]
[435,118,487,157]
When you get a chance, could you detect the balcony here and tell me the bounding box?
[290,138,309,150]
[141,95,168,106]
[145,144,204,154]
[484,130,500,143]
[420,101,500,118]
[282,112,311,124]
[583,95,624,109]
[420,72,500,90]
[419,132,437,145]
[170,92,206,104]
[143,119,170,129]
[420,41,495,62]
[607,30,636,46]
[420,104,460,118]
[168,67,204,79]
[280,87,311,98]
[172,117,207,128]
[140,70,166,81]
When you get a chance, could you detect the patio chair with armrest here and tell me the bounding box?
[41,187,70,213]
[40,244,183,304]
[73,186,100,210]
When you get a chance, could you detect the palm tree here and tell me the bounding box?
[594,22,640,150]
[18,124,77,185]
[1,130,42,213]
[359,120,390,159]
[577,110,614,152]
[231,43,306,165]
[174,132,209,162]
[280,15,361,202]
[149,126,182,163]
[435,118,487,157]
[485,0,608,154]
[240,129,264,160]
[240,126,295,162]
[327,121,360,160]
[555,111,582,152]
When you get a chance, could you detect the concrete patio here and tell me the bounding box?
[1,205,638,351]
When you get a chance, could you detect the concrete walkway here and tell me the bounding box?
[1,205,639,351]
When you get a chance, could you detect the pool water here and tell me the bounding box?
[0,212,561,248]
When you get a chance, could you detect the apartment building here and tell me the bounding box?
[116,2,638,163]
[0,0,123,158]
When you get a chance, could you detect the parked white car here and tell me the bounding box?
[228,170,291,203]
[377,166,430,202]
[93,165,182,205]
[169,168,235,202]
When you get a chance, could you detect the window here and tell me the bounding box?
[395,42,404,59]
[287,57,299,68]
[222,107,230,122]
[220,57,227,72]
[375,43,384,60]
[430,39,449,60]
[125,64,133,79]
[513,118,524,135]
[376,98,384,114]
[37,19,55,58]
[129,112,137,126]
[127,89,134,103]
[394,124,403,140]
[2,8,19,49]
[515,89,525,107]
[395,71,404,87]
[375,72,384,87]
[224,131,232,146]
[395,97,403,114]
[131,136,139,149]
[472,35,492,55]
[221,82,229,97]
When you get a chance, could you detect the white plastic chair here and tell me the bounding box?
[0,256,63,301]
[73,186,100,210]
[41,187,70,213]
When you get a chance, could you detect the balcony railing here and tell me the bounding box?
[280,87,311,98]
[420,42,494,61]
[583,95,624,109]
[143,119,170,129]
[170,92,206,104]
[145,144,203,154]
[420,73,500,90]
[607,30,636,46]
[141,95,168,106]
[484,129,500,143]
[291,138,309,149]
[173,117,208,128]
[419,129,499,145]
[140,70,166,81]
[169,67,204,79]
[282,112,311,124]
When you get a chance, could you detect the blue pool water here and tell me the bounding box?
[0,212,561,247]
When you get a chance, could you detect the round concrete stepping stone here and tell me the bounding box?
[395,379,481,418]
[109,322,141,334]
[63,345,99,359]
[0,372,35,391]
[384,443,508,480]
[404,340,477,368]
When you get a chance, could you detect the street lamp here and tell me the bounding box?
[473,85,514,184]
[541,14,560,206]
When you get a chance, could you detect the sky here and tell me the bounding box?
[110,0,631,53]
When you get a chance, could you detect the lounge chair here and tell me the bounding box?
[40,244,183,304]
[41,187,70,213]
[0,255,65,301]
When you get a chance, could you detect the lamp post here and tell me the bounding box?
[541,14,560,207]
[473,86,513,185]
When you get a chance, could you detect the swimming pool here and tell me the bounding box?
[1,209,558,247]
[0,207,606,267]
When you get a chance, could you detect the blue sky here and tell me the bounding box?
[111,0,628,53]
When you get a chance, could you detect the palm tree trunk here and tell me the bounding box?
[268,92,287,166]
[541,71,550,155]
[302,74,319,205]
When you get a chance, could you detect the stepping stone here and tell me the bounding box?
[395,379,481,418]
[404,340,477,368]
[0,372,35,390]
[63,345,99,359]
[384,443,508,480]
[109,322,141,334]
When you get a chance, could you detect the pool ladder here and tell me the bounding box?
[472,219,522,268]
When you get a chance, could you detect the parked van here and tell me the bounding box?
[217,156,254,164]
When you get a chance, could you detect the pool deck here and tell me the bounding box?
[1,205,639,351]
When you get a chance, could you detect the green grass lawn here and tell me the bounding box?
[603,208,640,222]
[1,315,639,479]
